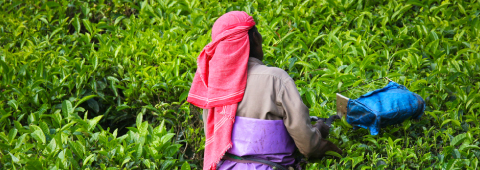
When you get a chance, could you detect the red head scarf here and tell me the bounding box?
[187,11,255,170]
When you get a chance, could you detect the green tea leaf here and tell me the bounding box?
[460,145,480,152]
[44,137,57,155]
[31,129,46,144]
[181,162,191,170]
[161,133,175,144]
[451,133,467,146]
[46,1,60,8]
[62,100,74,116]
[143,159,152,168]
[457,4,466,15]
[9,152,19,163]
[88,115,103,131]
[179,91,188,102]
[83,154,95,166]
[73,14,81,33]
[363,137,379,148]
[193,15,204,26]
[15,134,27,149]
[7,129,17,145]
[75,95,97,108]
[306,90,316,106]
[295,61,314,69]
[121,156,131,168]
[25,159,44,169]
[82,19,93,34]
[53,111,62,128]
[136,113,143,129]
[7,100,18,110]
[325,151,343,158]
[139,121,148,136]
[114,16,125,26]
[69,141,85,158]
[136,143,143,159]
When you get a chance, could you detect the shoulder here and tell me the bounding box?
[248,64,293,83]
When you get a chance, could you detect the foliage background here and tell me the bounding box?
[1,0,479,169]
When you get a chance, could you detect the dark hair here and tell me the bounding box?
[248,26,260,59]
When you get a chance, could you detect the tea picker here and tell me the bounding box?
[189,11,345,170]
[312,77,426,135]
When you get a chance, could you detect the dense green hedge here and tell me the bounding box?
[1,0,479,169]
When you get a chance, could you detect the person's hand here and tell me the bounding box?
[315,119,330,139]
[315,115,340,138]
[325,115,341,127]
[309,115,343,160]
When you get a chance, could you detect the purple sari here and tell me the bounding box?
[218,116,296,170]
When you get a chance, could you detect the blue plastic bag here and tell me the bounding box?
[346,81,425,135]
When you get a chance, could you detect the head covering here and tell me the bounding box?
[187,11,255,170]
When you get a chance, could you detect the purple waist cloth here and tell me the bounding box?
[218,116,296,170]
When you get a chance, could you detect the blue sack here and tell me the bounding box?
[346,81,425,135]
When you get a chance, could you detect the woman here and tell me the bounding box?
[188,11,342,170]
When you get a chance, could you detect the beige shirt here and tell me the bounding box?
[203,57,328,158]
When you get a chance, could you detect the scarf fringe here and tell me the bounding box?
[208,142,233,170]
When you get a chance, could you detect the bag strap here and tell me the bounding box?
[222,153,289,170]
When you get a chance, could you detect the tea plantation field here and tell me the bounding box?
[1,0,479,169]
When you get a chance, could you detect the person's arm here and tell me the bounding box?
[278,78,342,159]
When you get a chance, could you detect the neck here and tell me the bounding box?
[250,56,262,61]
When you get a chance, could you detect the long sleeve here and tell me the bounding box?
[278,77,331,158]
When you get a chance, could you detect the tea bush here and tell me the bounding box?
[1,0,479,169]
